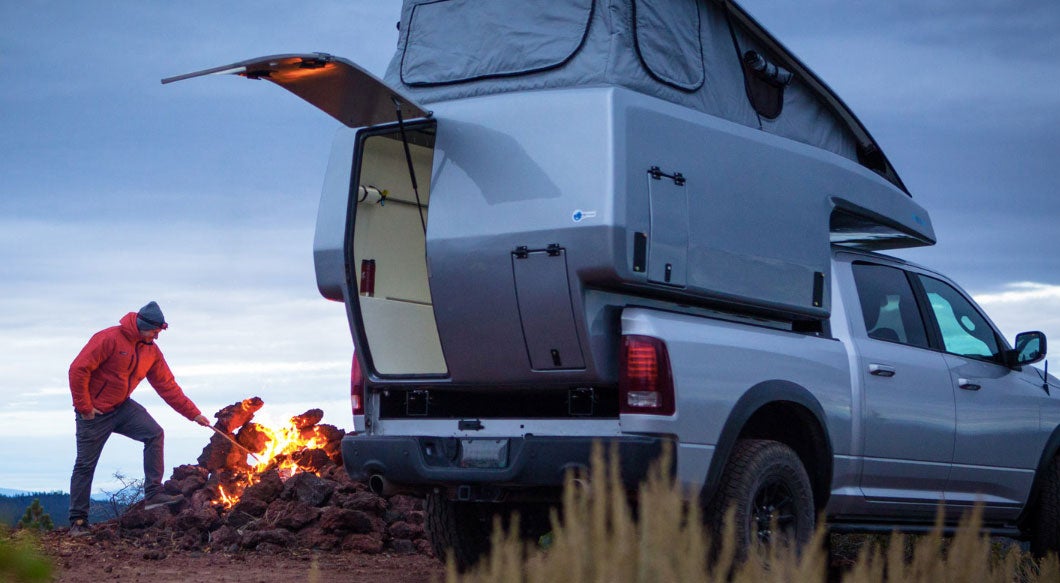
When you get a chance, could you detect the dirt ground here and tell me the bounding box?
[40,531,446,583]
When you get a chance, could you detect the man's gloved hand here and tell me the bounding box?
[193,414,211,426]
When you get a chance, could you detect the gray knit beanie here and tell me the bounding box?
[136,301,168,331]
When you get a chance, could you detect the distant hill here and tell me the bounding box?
[0,488,28,496]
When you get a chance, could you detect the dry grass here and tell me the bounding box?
[447,445,1060,583]
[0,526,53,582]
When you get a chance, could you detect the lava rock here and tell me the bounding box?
[406,510,426,526]
[282,472,332,507]
[118,505,170,530]
[297,526,341,551]
[235,422,270,454]
[174,506,220,532]
[215,397,264,433]
[241,528,295,550]
[231,496,268,518]
[242,469,284,504]
[268,499,321,531]
[165,474,206,497]
[387,520,424,541]
[171,464,208,481]
[224,509,259,529]
[291,409,324,430]
[338,491,387,514]
[318,507,375,534]
[208,525,240,548]
[292,448,331,473]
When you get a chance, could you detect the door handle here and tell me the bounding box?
[868,364,896,377]
[958,378,981,391]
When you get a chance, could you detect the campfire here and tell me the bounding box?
[196,398,345,510]
[96,397,432,556]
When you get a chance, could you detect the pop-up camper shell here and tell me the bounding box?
[166,0,935,389]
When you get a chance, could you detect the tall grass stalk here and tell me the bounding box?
[447,444,1060,583]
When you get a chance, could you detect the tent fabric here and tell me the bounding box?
[632,0,704,91]
[384,0,882,183]
[400,0,594,86]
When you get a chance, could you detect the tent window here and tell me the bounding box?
[632,0,705,92]
[741,50,792,119]
[400,0,594,86]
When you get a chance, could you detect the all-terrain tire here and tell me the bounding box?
[704,439,815,556]
[1031,454,1060,556]
[425,493,493,570]
[424,494,551,570]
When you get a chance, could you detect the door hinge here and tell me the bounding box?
[648,166,685,186]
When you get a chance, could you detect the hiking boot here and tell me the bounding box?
[143,492,185,510]
[68,518,91,537]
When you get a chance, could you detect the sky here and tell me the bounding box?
[1,1,1058,496]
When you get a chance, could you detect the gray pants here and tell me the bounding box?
[69,398,164,522]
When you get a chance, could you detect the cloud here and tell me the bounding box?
[739,0,1060,131]
[975,282,1060,305]
[972,282,1060,346]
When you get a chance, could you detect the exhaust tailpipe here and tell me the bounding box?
[368,474,394,497]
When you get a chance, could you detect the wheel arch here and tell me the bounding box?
[700,380,834,513]
[1018,423,1060,532]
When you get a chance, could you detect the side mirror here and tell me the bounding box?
[1009,331,1047,367]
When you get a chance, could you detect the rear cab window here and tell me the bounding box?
[851,262,930,349]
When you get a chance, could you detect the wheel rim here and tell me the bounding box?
[751,477,797,544]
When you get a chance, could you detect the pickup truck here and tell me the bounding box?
[161,0,1058,567]
[342,248,1059,564]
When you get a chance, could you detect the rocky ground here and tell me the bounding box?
[37,467,447,583]
[35,399,448,582]
[40,530,444,583]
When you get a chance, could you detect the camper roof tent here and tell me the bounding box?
[388,0,912,200]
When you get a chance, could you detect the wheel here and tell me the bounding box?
[425,492,492,570]
[425,493,552,570]
[705,439,815,556]
[1031,455,1060,556]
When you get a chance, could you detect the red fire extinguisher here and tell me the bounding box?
[359,259,376,297]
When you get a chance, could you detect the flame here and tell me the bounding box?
[211,414,331,510]
[252,424,323,475]
[217,484,237,509]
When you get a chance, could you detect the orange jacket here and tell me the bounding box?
[69,312,201,420]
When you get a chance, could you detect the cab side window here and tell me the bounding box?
[917,275,1001,361]
[852,263,929,348]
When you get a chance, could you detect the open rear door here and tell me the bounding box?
[166,53,446,378]
[163,53,429,128]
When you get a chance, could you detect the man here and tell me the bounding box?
[67,301,210,535]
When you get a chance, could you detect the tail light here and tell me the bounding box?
[619,335,675,415]
[351,352,365,418]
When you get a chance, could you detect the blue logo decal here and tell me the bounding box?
[572,209,597,223]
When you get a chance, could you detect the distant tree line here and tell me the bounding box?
[1,494,123,528]
[0,493,68,528]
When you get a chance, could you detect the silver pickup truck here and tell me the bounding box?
[339,248,1058,565]
[164,0,1059,567]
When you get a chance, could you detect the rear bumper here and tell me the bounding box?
[341,434,670,492]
